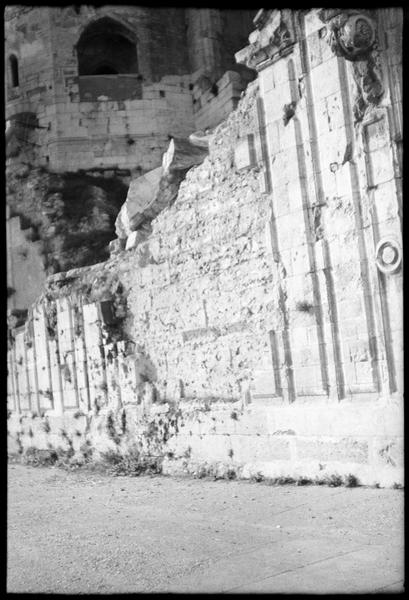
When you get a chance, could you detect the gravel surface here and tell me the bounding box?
[7,464,404,593]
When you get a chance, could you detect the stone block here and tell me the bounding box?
[104,343,122,411]
[296,437,369,464]
[82,303,107,409]
[117,342,139,405]
[251,369,278,399]
[230,434,291,463]
[61,385,79,410]
[73,333,90,413]
[26,347,40,414]
[188,433,231,462]
[64,414,88,436]
[372,181,400,224]
[7,354,17,412]
[108,238,125,255]
[48,339,64,415]
[311,58,340,97]
[115,167,162,239]
[366,145,395,188]
[32,307,53,411]
[228,410,271,436]
[125,231,146,251]
[7,432,21,455]
[234,135,256,170]
[82,302,100,332]
[308,30,323,69]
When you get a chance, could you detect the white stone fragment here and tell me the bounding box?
[125,230,145,251]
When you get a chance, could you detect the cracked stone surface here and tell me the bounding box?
[7,463,404,594]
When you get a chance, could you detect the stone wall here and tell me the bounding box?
[186,9,255,80]
[6,256,403,487]
[192,69,255,132]
[5,7,255,174]
[7,8,403,487]
[236,8,403,401]
[5,6,195,174]
[5,6,257,303]
[7,211,47,310]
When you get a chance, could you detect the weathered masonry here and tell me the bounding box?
[6,6,255,309]
[5,6,254,173]
[7,8,403,487]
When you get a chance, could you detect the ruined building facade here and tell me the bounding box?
[6,5,255,307]
[7,8,403,487]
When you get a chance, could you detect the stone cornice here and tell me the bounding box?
[235,9,296,72]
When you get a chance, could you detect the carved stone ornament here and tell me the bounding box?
[351,56,384,122]
[235,9,295,71]
[375,238,402,275]
[318,9,383,123]
[318,10,376,61]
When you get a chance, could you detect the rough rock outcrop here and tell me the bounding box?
[6,165,128,274]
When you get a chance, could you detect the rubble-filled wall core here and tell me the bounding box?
[7,8,403,488]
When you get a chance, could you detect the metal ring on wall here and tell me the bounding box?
[375,237,402,274]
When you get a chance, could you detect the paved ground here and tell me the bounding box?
[7,463,404,594]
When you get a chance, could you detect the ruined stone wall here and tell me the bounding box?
[192,69,255,131]
[7,8,403,487]
[186,9,257,132]
[186,9,255,79]
[125,82,273,403]
[5,7,256,175]
[124,8,403,407]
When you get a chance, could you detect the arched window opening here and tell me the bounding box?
[77,17,138,76]
[9,55,19,87]
[93,64,119,75]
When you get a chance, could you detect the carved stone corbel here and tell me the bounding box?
[318,9,384,122]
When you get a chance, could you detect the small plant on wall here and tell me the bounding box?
[295,300,314,314]
[41,419,51,434]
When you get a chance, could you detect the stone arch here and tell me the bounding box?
[9,54,19,87]
[76,16,138,76]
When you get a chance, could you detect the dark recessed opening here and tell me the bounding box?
[9,54,19,87]
[93,64,119,75]
[77,17,138,77]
